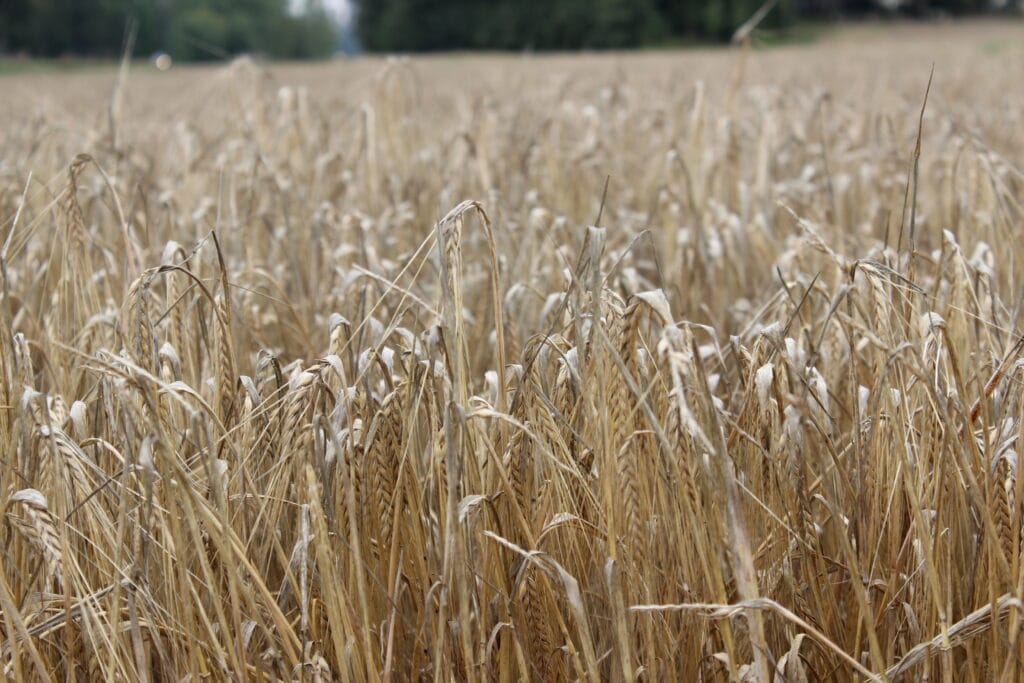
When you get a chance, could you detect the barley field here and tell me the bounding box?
[2,21,1024,681]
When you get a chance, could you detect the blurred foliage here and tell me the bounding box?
[357,0,1009,51]
[0,0,338,61]
[0,0,1011,59]
[357,0,676,51]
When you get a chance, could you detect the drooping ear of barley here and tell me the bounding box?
[503,410,531,541]
[213,294,236,426]
[159,242,190,364]
[6,489,64,591]
[991,447,1018,583]
[367,386,403,559]
[612,300,646,560]
[281,369,320,463]
[122,274,157,373]
[515,561,565,680]
[52,155,94,348]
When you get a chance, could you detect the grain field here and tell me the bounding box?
[1,21,1024,681]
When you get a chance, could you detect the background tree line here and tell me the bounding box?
[0,0,1014,61]
[357,0,1014,52]
[0,0,338,61]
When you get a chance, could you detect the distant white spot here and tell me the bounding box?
[154,53,172,71]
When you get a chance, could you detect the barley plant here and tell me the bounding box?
[2,23,1024,681]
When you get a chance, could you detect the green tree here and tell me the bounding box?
[592,0,666,48]
[0,0,336,61]
[168,5,230,59]
[354,0,788,51]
